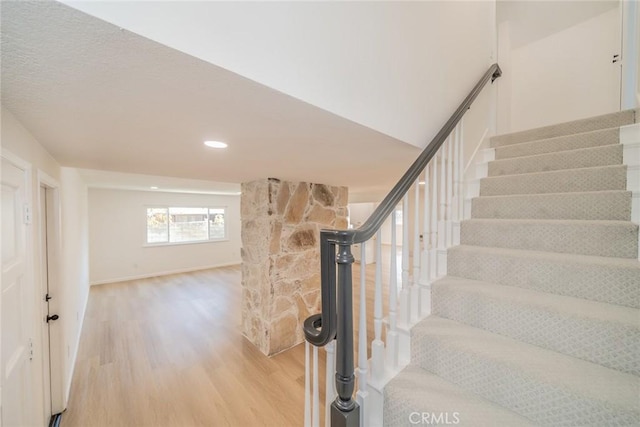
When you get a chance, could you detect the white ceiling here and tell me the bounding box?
[1,1,420,201]
[61,0,495,150]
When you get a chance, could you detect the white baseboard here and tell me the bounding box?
[90,262,240,286]
[63,285,89,411]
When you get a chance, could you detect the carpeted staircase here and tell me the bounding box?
[384,110,640,426]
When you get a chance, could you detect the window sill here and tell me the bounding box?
[143,239,229,248]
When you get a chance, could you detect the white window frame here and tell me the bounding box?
[143,205,229,247]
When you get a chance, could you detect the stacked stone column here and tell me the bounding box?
[241,178,348,356]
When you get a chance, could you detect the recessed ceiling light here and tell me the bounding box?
[150,186,159,190]
[419,181,426,185]
[204,140,228,149]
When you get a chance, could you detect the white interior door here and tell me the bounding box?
[38,180,64,419]
[2,156,34,427]
[39,186,52,423]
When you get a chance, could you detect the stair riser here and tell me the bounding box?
[431,284,640,375]
[489,144,622,177]
[447,247,640,308]
[460,221,639,258]
[384,366,536,427]
[490,110,636,147]
[495,128,619,160]
[480,166,627,196]
[471,192,632,221]
[412,332,640,426]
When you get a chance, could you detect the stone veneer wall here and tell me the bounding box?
[241,179,348,356]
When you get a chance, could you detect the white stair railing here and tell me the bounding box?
[303,63,501,427]
[303,124,470,426]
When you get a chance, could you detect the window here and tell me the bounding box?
[146,207,227,244]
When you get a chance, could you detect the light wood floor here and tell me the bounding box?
[62,246,404,427]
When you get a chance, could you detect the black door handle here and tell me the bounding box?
[47,314,59,323]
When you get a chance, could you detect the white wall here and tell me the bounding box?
[498,4,622,132]
[64,1,495,149]
[58,167,89,405]
[1,107,89,424]
[88,188,241,285]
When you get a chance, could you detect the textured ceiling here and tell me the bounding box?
[1,0,419,200]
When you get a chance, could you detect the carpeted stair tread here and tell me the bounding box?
[495,127,620,159]
[384,111,640,426]
[488,144,623,177]
[479,165,627,196]
[431,276,640,375]
[494,127,620,159]
[471,190,631,220]
[412,316,640,426]
[447,245,640,308]
[490,109,636,147]
[383,365,536,427]
[460,218,638,258]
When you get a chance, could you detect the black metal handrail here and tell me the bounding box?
[303,63,501,426]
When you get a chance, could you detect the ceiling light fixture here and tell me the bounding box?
[419,181,426,185]
[204,140,228,149]
[150,186,159,190]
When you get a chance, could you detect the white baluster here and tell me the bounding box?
[438,141,447,250]
[371,229,385,382]
[446,129,454,247]
[452,123,461,245]
[387,211,399,369]
[437,139,449,277]
[324,341,336,427]
[411,180,420,323]
[430,157,438,281]
[400,195,410,325]
[458,118,465,221]
[420,165,431,317]
[305,342,311,427]
[313,345,319,427]
[356,243,369,427]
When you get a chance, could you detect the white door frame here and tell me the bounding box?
[621,0,639,109]
[37,171,65,418]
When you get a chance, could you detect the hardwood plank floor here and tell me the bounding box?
[62,245,406,427]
